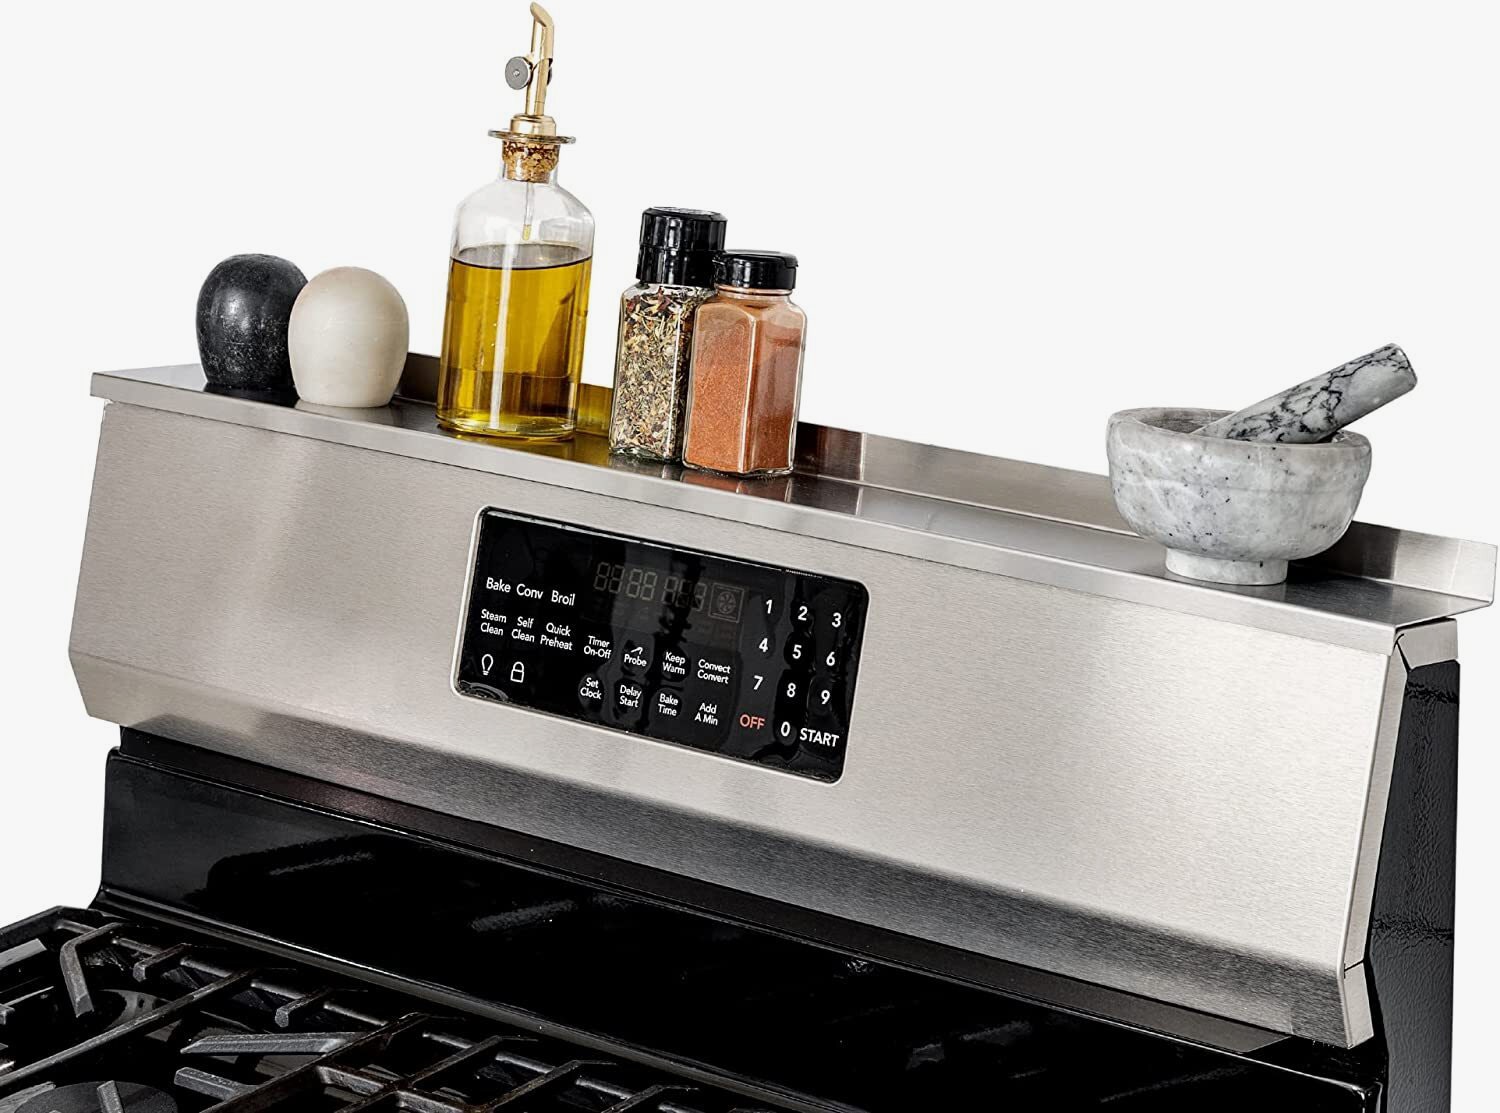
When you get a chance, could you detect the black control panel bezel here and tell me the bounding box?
[453,510,868,781]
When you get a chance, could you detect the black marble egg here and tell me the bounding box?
[195,254,308,391]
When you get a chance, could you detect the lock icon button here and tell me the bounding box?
[509,661,526,684]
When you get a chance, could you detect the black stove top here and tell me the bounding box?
[0,738,1392,1113]
[0,912,783,1113]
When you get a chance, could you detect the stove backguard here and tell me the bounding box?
[69,364,1492,1057]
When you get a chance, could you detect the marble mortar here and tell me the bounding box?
[1107,408,1372,585]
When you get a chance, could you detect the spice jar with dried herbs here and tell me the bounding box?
[607,208,727,461]
[681,251,806,477]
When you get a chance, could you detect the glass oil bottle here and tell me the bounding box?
[437,3,595,440]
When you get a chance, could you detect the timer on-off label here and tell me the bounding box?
[455,511,867,782]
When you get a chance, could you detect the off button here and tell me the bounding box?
[725,706,777,759]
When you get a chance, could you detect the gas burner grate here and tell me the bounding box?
[0,914,784,1113]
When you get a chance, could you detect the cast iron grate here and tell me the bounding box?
[0,914,784,1113]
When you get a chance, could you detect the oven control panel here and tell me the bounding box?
[454,511,867,781]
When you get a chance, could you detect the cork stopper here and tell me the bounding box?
[489,3,574,180]
[501,139,561,183]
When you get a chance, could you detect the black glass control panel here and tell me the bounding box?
[455,511,868,781]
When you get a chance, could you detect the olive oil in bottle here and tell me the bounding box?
[435,3,595,440]
[438,243,592,438]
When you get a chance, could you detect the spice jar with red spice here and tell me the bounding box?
[681,251,806,477]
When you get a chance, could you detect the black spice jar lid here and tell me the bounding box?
[715,250,798,291]
[636,207,727,287]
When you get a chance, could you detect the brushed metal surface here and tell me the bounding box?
[70,400,1450,1046]
[90,364,1496,655]
[1340,650,1413,991]
[1395,619,1460,670]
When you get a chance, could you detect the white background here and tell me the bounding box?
[1,0,1495,1101]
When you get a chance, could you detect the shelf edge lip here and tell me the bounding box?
[90,365,1497,653]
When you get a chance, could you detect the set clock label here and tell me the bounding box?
[455,510,867,781]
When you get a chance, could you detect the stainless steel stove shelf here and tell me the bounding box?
[91,359,1495,656]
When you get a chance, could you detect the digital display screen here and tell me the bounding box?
[589,561,729,620]
[454,510,868,780]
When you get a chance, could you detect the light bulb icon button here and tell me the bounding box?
[480,654,494,676]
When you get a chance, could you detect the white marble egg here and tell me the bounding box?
[288,267,410,408]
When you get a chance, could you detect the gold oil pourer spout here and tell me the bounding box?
[491,2,574,181]
[520,2,554,120]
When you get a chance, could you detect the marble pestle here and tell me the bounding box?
[1195,344,1416,443]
